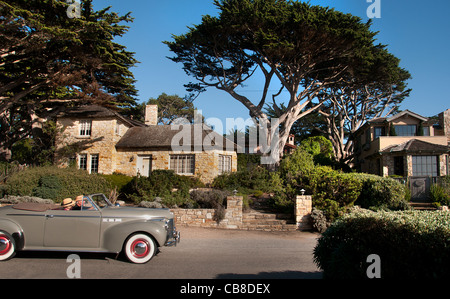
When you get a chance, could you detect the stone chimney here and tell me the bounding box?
[145,105,158,126]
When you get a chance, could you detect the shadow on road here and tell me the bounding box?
[216,270,323,279]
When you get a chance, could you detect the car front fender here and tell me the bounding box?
[101,219,168,253]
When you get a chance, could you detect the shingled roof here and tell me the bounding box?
[116,124,238,151]
[381,139,450,154]
[57,105,145,128]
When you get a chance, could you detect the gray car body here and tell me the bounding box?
[0,194,179,255]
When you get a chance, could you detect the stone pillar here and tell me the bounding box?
[296,195,312,231]
[224,196,243,229]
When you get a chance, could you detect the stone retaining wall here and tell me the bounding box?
[171,196,243,229]
[172,195,312,231]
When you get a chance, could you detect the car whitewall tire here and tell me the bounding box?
[124,233,156,264]
[0,232,15,261]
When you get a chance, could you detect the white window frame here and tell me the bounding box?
[90,154,99,174]
[79,154,88,171]
[170,154,195,175]
[79,120,92,137]
[219,155,232,174]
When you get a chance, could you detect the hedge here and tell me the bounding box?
[3,166,112,202]
[313,209,450,279]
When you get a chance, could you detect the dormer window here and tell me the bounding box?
[80,120,92,137]
[394,125,416,137]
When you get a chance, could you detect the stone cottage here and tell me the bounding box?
[55,104,238,184]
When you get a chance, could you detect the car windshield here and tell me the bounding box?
[88,194,114,209]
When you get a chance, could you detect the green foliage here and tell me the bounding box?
[310,166,363,221]
[3,166,112,202]
[165,0,384,165]
[314,210,450,279]
[1,0,138,155]
[124,170,204,207]
[189,189,231,222]
[354,173,409,211]
[32,175,62,200]
[429,176,450,207]
[300,136,334,165]
[211,165,271,194]
[101,173,134,193]
[237,153,261,171]
[271,146,409,220]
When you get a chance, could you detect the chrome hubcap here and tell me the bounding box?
[131,239,149,258]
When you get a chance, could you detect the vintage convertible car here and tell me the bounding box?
[0,194,180,264]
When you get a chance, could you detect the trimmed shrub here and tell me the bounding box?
[314,209,450,279]
[354,173,409,211]
[4,166,112,202]
[310,166,363,221]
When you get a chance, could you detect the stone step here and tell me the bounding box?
[409,202,437,211]
[242,210,297,232]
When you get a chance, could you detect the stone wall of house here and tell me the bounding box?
[55,117,130,174]
[439,154,448,176]
[56,116,238,184]
[114,149,237,184]
[438,109,450,144]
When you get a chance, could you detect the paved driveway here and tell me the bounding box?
[0,227,322,279]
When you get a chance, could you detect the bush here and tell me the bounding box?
[32,175,62,200]
[211,165,271,194]
[123,170,203,207]
[354,174,409,211]
[313,209,450,279]
[310,167,363,221]
[4,166,112,202]
[190,189,230,222]
[430,176,450,207]
[271,148,363,219]
[271,146,410,221]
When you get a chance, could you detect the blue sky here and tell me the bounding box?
[93,0,450,127]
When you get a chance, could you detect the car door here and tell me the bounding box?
[43,203,101,249]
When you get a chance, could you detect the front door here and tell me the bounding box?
[410,176,431,202]
[43,209,101,248]
[137,155,152,177]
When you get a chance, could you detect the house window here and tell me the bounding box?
[412,155,438,177]
[219,155,232,174]
[393,156,404,176]
[79,154,87,170]
[170,155,195,175]
[394,125,416,136]
[79,120,92,137]
[90,154,99,174]
[374,127,385,139]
